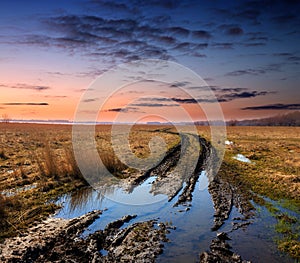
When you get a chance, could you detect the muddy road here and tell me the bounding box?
[0,133,294,262]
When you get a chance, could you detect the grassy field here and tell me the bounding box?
[0,124,299,258]
[215,126,300,259]
[0,123,179,240]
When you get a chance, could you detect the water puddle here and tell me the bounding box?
[55,171,214,261]
[233,153,252,163]
[54,171,294,262]
[225,140,233,145]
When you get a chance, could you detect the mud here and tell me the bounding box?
[200,232,251,263]
[200,159,255,262]
[0,210,170,263]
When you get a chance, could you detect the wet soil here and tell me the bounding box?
[0,210,171,263]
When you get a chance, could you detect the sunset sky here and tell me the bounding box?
[0,0,299,122]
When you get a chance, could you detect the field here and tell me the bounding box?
[0,124,299,259]
[218,126,300,258]
[0,123,179,239]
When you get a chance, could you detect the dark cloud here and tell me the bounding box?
[167,26,190,38]
[82,98,98,103]
[287,56,300,62]
[4,14,205,62]
[226,63,281,76]
[136,88,270,105]
[273,52,294,57]
[131,102,179,107]
[1,83,51,91]
[203,77,214,82]
[170,81,190,87]
[1,102,49,106]
[173,42,208,52]
[226,69,265,76]
[106,107,141,113]
[248,36,268,41]
[44,95,67,98]
[191,30,212,39]
[243,42,266,47]
[218,24,244,36]
[220,91,270,101]
[272,52,300,64]
[226,27,244,36]
[172,98,198,104]
[242,103,300,110]
[211,43,234,49]
[272,14,297,24]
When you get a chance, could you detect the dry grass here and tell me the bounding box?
[223,126,300,202]
[0,123,180,240]
[211,126,300,259]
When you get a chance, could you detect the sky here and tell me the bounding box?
[0,0,299,122]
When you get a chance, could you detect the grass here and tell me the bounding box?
[0,124,299,259]
[208,126,300,259]
[0,123,180,241]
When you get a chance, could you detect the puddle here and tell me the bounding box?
[54,171,295,262]
[229,201,295,263]
[55,171,215,261]
[100,249,108,256]
[233,153,252,163]
[225,140,233,145]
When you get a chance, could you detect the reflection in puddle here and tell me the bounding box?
[55,171,215,262]
[101,176,167,205]
[54,171,293,262]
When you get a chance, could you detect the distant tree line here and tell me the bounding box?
[1,114,11,123]
[227,111,300,126]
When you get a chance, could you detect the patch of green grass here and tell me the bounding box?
[279,199,300,214]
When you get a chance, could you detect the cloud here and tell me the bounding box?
[273,52,294,57]
[226,27,244,36]
[287,56,300,62]
[131,102,179,107]
[211,42,234,49]
[167,26,190,38]
[82,98,98,103]
[170,81,190,87]
[242,103,300,110]
[191,30,212,39]
[226,69,265,76]
[243,42,266,47]
[226,63,281,76]
[1,102,49,106]
[106,107,141,113]
[44,95,67,98]
[272,14,297,24]
[219,91,270,101]
[1,83,51,91]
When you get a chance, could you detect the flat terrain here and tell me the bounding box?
[0,124,299,260]
[0,123,179,239]
[217,126,300,258]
